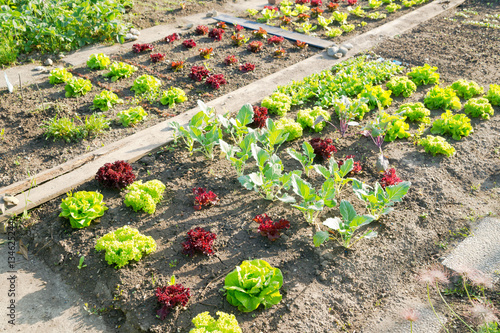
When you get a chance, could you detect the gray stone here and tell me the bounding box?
[43,58,53,66]
[186,23,194,29]
[206,9,218,17]
[33,66,46,72]
[129,28,140,36]
[124,33,139,41]
[334,53,343,59]
[342,42,354,50]
[338,46,348,56]
[141,156,155,165]
[3,195,19,206]
[327,46,339,56]
[57,53,65,59]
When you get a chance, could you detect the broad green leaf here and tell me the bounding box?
[320,178,337,207]
[307,200,324,211]
[328,157,340,174]
[339,200,356,222]
[302,141,316,160]
[351,215,374,228]
[291,174,316,201]
[313,231,330,247]
[323,217,342,230]
[279,193,296,203]
[314,164,331,179]
[189,110,206,128]
[238,175,255,190]
[364,230,378,239]
[249,172,264,186]
[385,181,411,202]
[339,158,353,177]
[237,103,254,126]
[251,143,270,168]
[287,147,306,165]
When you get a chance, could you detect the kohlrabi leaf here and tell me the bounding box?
[313,231,330,247]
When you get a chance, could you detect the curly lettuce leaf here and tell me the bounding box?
[59,191,108,228]
[124,180,166,214]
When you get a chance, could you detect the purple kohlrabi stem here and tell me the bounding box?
[370,134,385,153]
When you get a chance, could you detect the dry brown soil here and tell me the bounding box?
[5,0,500,332]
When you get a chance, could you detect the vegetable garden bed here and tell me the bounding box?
[5,0,500,332]
[0,22,320,188]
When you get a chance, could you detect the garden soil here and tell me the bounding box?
[4,0,500,332]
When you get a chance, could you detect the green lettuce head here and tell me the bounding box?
[59,191,108,229]
[224,259,283,312]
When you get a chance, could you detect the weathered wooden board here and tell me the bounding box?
[214,13,335,49]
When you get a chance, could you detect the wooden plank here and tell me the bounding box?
[0,0,465,222]
[214,13,334,49]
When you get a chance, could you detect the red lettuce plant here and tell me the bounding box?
[171,61,184,72]
[296,0,310,3]
[268,36,284,45]
[247,41,264,53]
[216,21,227,28]
[193,187,219,210]
[199,47,213,59]
[206,74,227,89]
[347,0,357,5]
[239,63,255,73]
[311,7,324,16]
[189,65,211,81]
[279,16,292,25]
[250,106,269,128]
[311,0,323,6]
[195,25,209,35]
[296,40,308,48]
[309,138,337,160]
[182,39,196,48]
[252,27,267,39]
[273,48,286,58]
[95,160,136,190]
[155,281,191,320]
[208,28,225,41]
[253,214,290,241]
[337,155,362,174]
[327,2,340,10]
[164,33,180,43]
[132,43,154,53]
[264,5,279,10]
[150,53,166,63]
[380,168,402,189]
[231,33,248,46]
[182,227,217,256]
[224,55,238,65]
[234,24,244,32]
[297,13,310,21]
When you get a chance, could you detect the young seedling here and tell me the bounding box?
[314,200,376,248]
[314,157,357,198]
[218,103,254,144]
[77,255,87,269]
[219,132,256,176]
[254,118,289,155]
[287,141,316,177]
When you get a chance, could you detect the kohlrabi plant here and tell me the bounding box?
[314,200,376,248]
[418,135,455,157]
[238,144,300,201]
[65,78,92,97]
[160,87,187,108]
[407,64,440,86]
[92,90,123,111]
[168,101,222,159]
[321,96,367,137]
[254,118,289,155]
[361,111,393,153]
[430,110,473,140]
[463,97,494,120]
[87,53,111,70]
[124,180,166,214]
[424,85,462,110]
[117,106,148,127]
[59,191,108,229]
[297,106,330,132]
[314,156,357,198]
[450,79,484,100]
[224,259,283,312]
[386,76,417,97]
[105,62,138,82]
[352,179,411,220]
[220,132,256,176]
[49,68,73,84]
[287,141,316,177]
[283,173,337,225]
[218,103,254,144]
[275,117,303,141]
[95,226,156,269]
